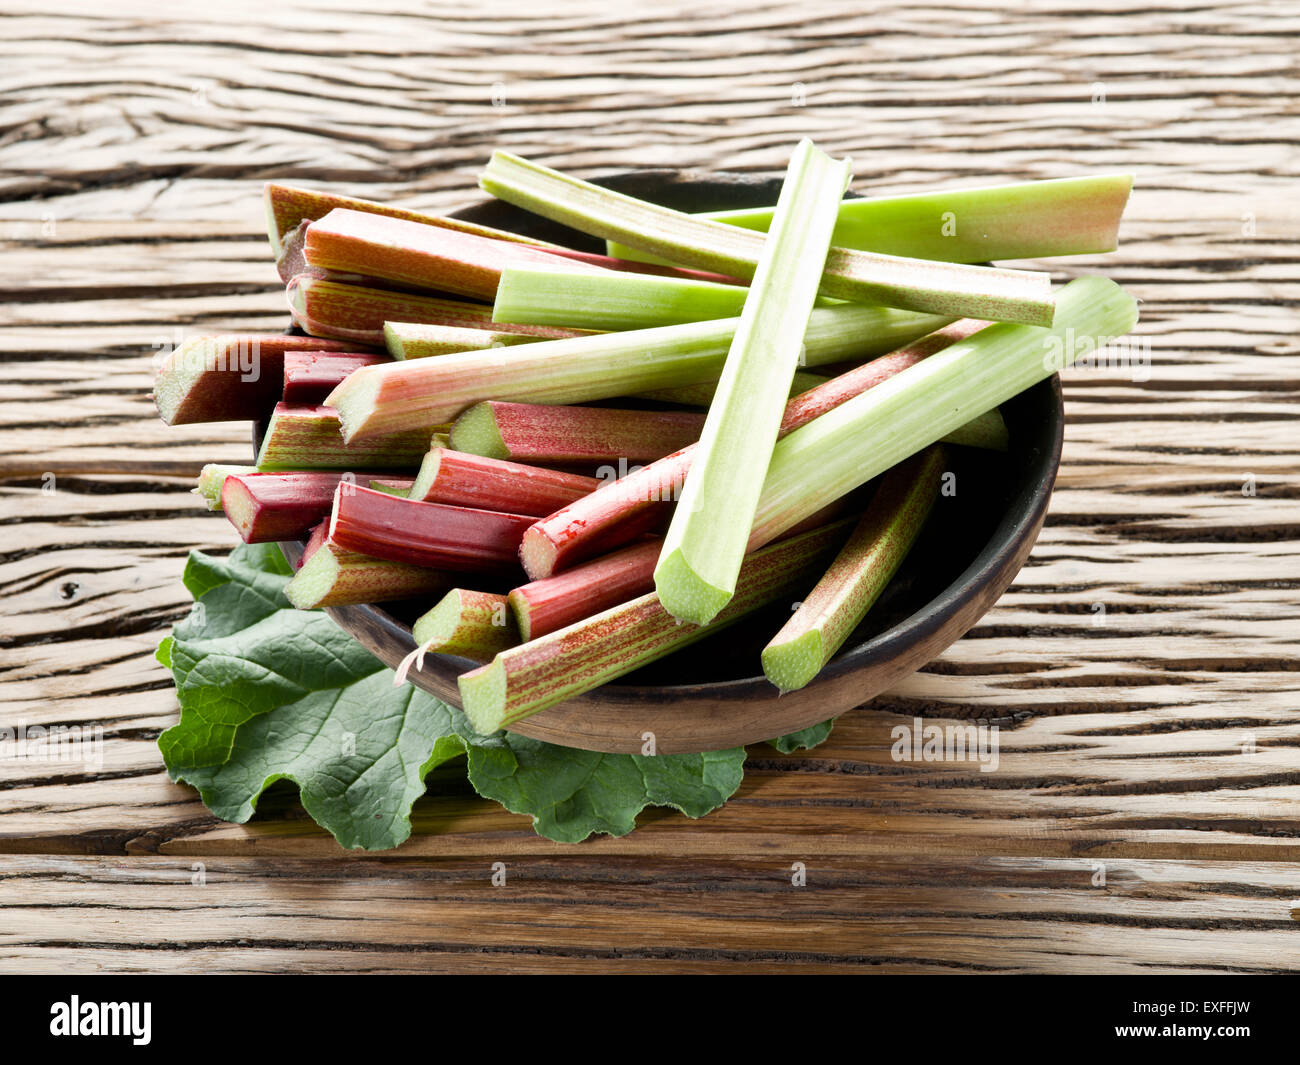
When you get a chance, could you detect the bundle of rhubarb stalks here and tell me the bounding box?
[155,140,1137,739]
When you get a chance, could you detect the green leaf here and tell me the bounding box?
[158,541,752,849]
[768,719,835,753]
[174,672,480,851]
[465,733,746,844]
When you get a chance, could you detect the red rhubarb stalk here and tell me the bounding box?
[449,401,706,465]
[508,539,663,641]
[154,334,365,425]
[282,350,390,405]
[519,319,987,577]
[409,448,599,515]
[303,209,607,302]
[221,472,414,543]
[327,484,533,573]
[287,276,583,345]
[264,182,552,259]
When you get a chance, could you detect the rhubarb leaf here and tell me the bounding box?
[768,719,835,753]
[158,542,750,848]
[463,734,746,844]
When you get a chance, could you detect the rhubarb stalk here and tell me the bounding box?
[326,302,951,441]
[479,149,1056,325]
[256,403,436,470]
[508,539,664,641]
[282,350,390,406]
[328,483,532,573]
[761,446,946,692]
[303,208,606,301]
[749,276,1138,548]
[383,322,540,360]
[154,334,364,425]
[284,539,452,609]
[609,174,1134,265]
[517,318,990,578]
[450,401,705,465]
[194,463,256,511]
[412,590,519,661]
[264,181,551,259]
[457,520,852,734]
[408,448,599,515]
[654,139,851,624]
[287,276,583,346]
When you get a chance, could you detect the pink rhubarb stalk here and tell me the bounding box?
[327,483,533,574]
[221,471,415,544]
[449,401,706,465]
[287,276,583,346]
[154,334,364,425]
[282,350,391,406]
[264,181,551,259]
[302,208,607,301]
[409,448,599,516]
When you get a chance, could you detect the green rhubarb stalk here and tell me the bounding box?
[635,370,829,409]
[328,302,951,441]
[608,174,1134,265]
[479,149,1055,325]
[256,402,438,470]
[494,267,776,331]
[194,463,256,511]
[655,139,851,625]
[284,540,452,609]
[749,276,1139,549]
[383,322,541,360]
[761,446,946,692]
[457,519,852,734]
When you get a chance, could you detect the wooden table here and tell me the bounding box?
[2,0,1298,975]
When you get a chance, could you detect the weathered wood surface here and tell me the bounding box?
[1,0,1298,973]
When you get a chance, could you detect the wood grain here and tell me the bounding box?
[1,0,1298,973]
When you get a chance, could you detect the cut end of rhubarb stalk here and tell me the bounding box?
[652,546,731,628]
[284,547,345,609]
[411,589,518,661]
[325,367,385,444]
[518,525,560,581]
[760,629,824,694]
[219,477,260,542]
[446,402,508,460]
[407,448,443,502]
[193,464,255,511]
[456,658,510,735]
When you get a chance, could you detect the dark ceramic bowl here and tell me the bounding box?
[273,171,1063,755]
